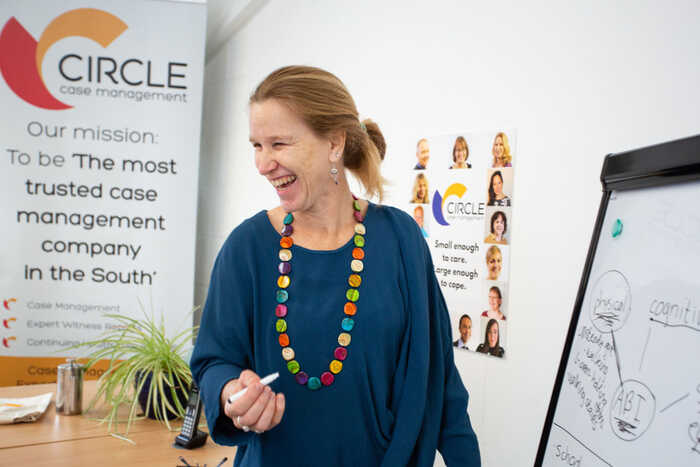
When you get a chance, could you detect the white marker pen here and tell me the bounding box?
[227,372,279,404]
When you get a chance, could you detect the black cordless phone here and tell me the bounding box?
[174,383,208,449]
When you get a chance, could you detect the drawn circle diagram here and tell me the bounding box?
[609,379,656,441]
[589,270,632,333]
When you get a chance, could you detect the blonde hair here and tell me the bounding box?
[486,245,502,262]
[250,66,387,200]
[492,132,512,165]
[452,136,469,163]
[411,173,429,203]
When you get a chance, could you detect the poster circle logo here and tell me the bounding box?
[0,8,127,110]
[432,183,467,226]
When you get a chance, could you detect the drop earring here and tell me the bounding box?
[330,152,340,185]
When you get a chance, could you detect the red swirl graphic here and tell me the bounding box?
[0,18,70,110]
[0,9,127,110]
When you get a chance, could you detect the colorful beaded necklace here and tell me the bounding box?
[274,196,366,390]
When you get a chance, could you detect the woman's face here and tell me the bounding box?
[416,179,427,199]
[454,144,467,164]
[491,174,504,196]
[493,136,505,158]
[488,290,502,312]
[459,317,472,342]
[487,251,502,279]
[493,214,505,236]
[487,322,499,348]
[250,99,335,213]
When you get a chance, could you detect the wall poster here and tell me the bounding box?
[0,0,206,385]
[405,130,516,359]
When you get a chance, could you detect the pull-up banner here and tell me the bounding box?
[0,0,206,386]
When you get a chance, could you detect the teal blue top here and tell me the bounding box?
[190,204,480,466]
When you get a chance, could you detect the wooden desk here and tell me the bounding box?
[0,381,235,466]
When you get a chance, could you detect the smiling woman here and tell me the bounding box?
[485,210,508,245]
[190,66,481,467]
[476,319,505,358]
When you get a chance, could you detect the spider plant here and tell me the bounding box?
[69,307,198,435]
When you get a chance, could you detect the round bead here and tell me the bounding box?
[275,304,288,317]
[276,290,288,303]
[353,200,361,211]
[307,377,321,390]
[282,347,295,361]
[277,275,290,288]
[346,289,359,302]
[278,262,291,275]
[283,213,294,225]
[341,317,355,331]
[278,333,290,347]
[354,223,366,235]
[353,235,365,247]
[279,249,292,261]
[281,224,293,236]
[350,259,364,273]
[295,371,309,385]
[330,360,343,374]
[348,274,362,287]
[275,319,287,333]
[334,346,348,360]
[352,248,364,260]
[321,371,335,386]
[280,237,293,248]
[338,332,351,346]
[287,360,300,374]
[344,302,357,316]
[353,211,364,222]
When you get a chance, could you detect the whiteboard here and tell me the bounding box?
[537,137,700,466]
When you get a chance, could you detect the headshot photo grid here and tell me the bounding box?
[406,130,515,359]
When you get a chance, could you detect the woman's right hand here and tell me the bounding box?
[220,369,285,434]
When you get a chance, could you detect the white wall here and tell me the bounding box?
[195,1,700,465]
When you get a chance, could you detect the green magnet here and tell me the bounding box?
[612,219,623,238]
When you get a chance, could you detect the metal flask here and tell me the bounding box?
[56,358,84,415]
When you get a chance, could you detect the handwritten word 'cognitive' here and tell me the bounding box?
[648,297,700,332]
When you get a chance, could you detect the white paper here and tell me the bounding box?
[0,392,52,424]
